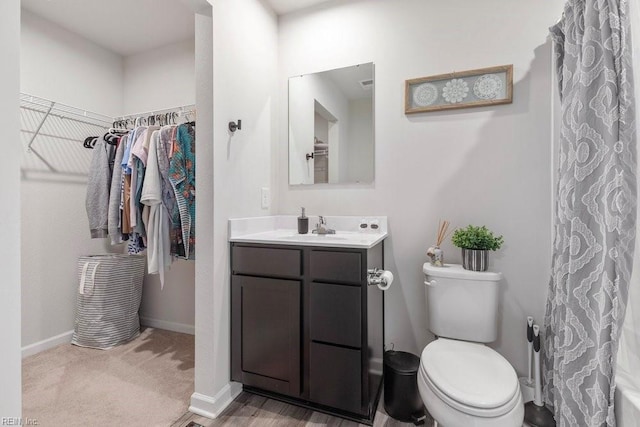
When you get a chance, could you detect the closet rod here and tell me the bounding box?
[20,93,113,125]
[114,104,196,122]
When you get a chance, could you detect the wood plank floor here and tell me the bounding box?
[172,391,434,427]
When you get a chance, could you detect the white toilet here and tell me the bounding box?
[418,263,524,427]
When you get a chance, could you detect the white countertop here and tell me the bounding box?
[229,216,388,249]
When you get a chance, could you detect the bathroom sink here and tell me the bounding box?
[231,229,383,247]
[281,234,348,241]
[228,216,388,249]
[232,229,381,248]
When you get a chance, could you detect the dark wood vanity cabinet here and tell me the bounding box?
[230,246,302,396]
[231,275,301,396]
[230,242,384,424]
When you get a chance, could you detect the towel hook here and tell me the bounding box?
[228,119,242,132]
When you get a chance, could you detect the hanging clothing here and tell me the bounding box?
[128,127,148,230]
[141,130,171,288]
[120,129,139,235]
[131,125,158,166]
[86,135,115,238]
[157,126,181,255]
[133,125,160,238]
[121,130,135,175]
[108,135,127,245]
[125,126,156,254]
[169,123,196,259]
[84,111,196,286]
[127,235,145,255]
[122,174,133,235]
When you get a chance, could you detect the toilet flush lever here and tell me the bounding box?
[424,279,437,287]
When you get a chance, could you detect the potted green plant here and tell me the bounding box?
[451,225,504,271]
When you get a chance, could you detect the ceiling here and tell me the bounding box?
[20,0,332,57]
[265,0,332,15]
[21,0,199,56]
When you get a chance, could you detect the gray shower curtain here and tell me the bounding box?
[543,0,637,426]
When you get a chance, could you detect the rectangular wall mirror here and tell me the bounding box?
[288,63,374,185]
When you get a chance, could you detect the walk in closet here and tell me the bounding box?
[20,0,213,423]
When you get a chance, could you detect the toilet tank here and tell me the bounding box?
[423,263,502,343]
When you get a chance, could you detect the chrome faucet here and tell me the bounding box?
[312,216,336,235]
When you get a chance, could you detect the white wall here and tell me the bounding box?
[20,10,124,349]
[20,10,124,116]
[122,39,196,115]
[278,0,564,376]
[122,38,197,334]
[0,0,22,417]
[190,0,278,417]
[192,8,218,415]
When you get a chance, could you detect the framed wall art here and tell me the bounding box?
[405,64,513,114]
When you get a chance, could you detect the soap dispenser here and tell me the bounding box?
[298,207,309,234]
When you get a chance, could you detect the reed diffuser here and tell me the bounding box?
[427,220,451,267]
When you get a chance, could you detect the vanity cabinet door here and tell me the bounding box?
[310,342,362,415]
[231,275,301,397]
[310,282,361,348]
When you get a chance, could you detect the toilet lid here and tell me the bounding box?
[420,338,519,411]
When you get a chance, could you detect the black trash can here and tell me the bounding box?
[383,350,425,424]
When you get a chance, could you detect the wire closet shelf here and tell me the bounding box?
[20,93,196,152]
[20,93,113,152]
[20,93,197,178]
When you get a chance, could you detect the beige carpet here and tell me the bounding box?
[23,327,194,427]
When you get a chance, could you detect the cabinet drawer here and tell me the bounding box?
[310,283,361,348]
[310,342,362,415]
[310,250,362,285]
[232,246,302,277]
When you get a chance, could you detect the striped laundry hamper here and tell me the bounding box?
[72,254,146,349]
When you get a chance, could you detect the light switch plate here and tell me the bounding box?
[261,187,270,209]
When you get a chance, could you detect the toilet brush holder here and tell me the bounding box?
[520,317,535,402]
[519,377,535,403]
[524,402,556,427]
[524,324,556,427]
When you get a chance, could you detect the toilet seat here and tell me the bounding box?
[420,365,521,417]
[419,338,520,417]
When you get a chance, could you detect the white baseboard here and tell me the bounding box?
[22,317,194,358]
[22,330,74,358]
[140,316,195,335]
[189,382,242,419]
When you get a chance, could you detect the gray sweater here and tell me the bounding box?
[86,136,113,238]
